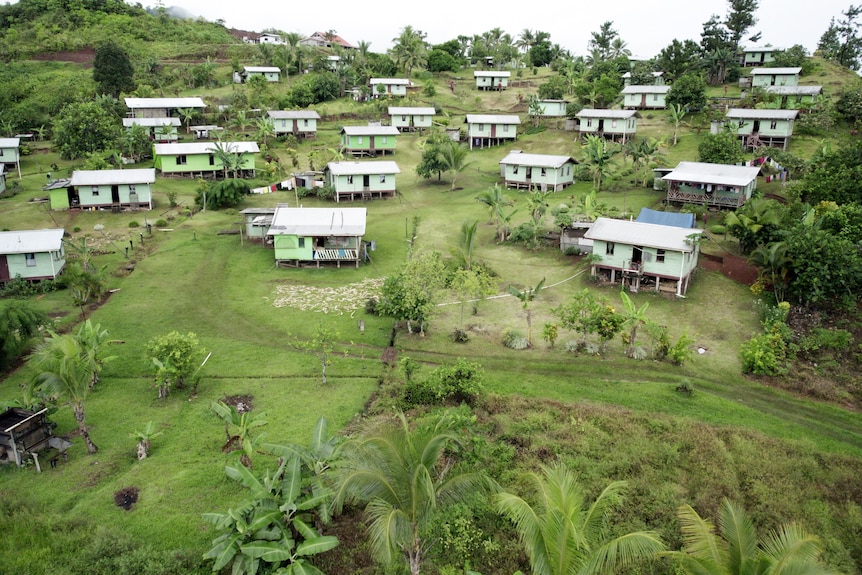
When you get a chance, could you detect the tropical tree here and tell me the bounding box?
[296,324,339,385]
[819,5,862,70]
[211,140,245,179]
[0,301,47,372]
[253,117,275,147]
[130,421,163,460]
[53,100,121,160]
[29,333,99,453]
[495,462,665,575]
[724,198,783,253]
[379,250,446,335]
[668,103,687,146]
[93,41,135,97]
[453,220,479,271]
[390,26,428,76]
[508,278,546,346]
[333,412,494,575]
[438,140,472,191]
[211,401,268,468]
[146,331,207,399]
[475,183,510,224]
[176,107,198,134]
[579,134,620,191]
[73,319,116,388]
[666,73,708,111]
[664,500,835,575]
[619,291,651,358]
[748,241,792,302]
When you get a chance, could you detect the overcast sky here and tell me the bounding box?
[168,0,849,58]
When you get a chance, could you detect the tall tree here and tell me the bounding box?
[93,41,135,97]
[508,278,546,346]
[656,39,702,82]
[437,140,472,191]
[579,134,620,191]
[619,291,651,358]
[390,26,428,76]
[334,412,493,575]
[725,0,760,50]
[818,5,862,70]
[0,301,47,372]
[495,462,664,575]
[53,101,121,160]
[587,21,621,61]
[664,500,835,575]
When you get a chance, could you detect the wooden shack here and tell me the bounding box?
[0,408,71,471]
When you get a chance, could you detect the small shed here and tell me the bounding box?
[267,206,367,268]
[388,107,436,131]
[325,161,401,202]
[474,70,511,90]
[498,151,576,191]
[240,208,276,240]
[0,137,21,178]
[0,229,66,283]
[0,408,71,471]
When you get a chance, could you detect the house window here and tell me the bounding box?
[177,155,187,165]
[381,136,387,144]
[770,120,778,130]
[586,119,592,128]
[478,124,484,130]
[653,94,658,101]
[502,124,509,132]
[298,237,305,248]
[656,249,666,263]
[0,149,3,156]
[209,155,215,166]
[91,186,99,196]
[513,165,519,174]
[380,174,386,183]
[541,168,547,176]
[303,119,309,126]
[357,136,364,144]
[402,115,407,121]
[347,175,353,184]
[606,242,615,255]
[612,119,618,128]
[129,185,136,193]
[25,253,36,267]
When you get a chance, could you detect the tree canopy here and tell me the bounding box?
[92,41,135,97]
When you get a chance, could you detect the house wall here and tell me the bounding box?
[156,152,256,174]
[752,73,799,87]
[4,248,65,280]
[49,189,69,210]
[389,115,432,129]
[372,83,407,96]
[475,76,509,89]
[733,118,794,137]
[330,173,397,193]
[0,174,5,196]
[341,134,397,151]
[467,123,518,139]
[667,180,754,204]
[578,117,637,135]
[539,102,568,116]
[623,93,667,109]
[132,108,170,118]
[744,51,775,65]
[271,118,317,135]
[0,146,20,163]
[76,183,153,208]
[503,163,574,188]
[146,125,179,142]
[273,234,314,261]
[591,240,696,279]
[248,71,280,82]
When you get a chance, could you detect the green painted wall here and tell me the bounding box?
[0,146,20,163]
[273,235,313,261]
[341,134,397,151]
[49,189,69,210]
[156,152,256,174]
[467,123,518,138]
[752,73,799,87]
[271,118,317,134]
[4,247,65,280]
[503,164,574,187]
[734,118,794,137]
[329,172,397,193]
[744,51,776,65]
[475,76,509,89]
[75,183,153,207]
[391,114,433,128]
[592,240,698,279]
[579,117,638,135]
[623,93,667,108]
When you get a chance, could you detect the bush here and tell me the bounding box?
[451,328,469,343]
[740,327,790,375]
[364,297,380,315]
[502,329,529,350]
[668,332,696,366]
[403,358,484,406]
[128,221,139,228]
[797,328,853,357]
[154,219,168,227]
[73,226,82,233]
[710,224,726,235]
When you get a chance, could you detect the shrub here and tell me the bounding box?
[740,327,790,375]
[564,246,581,256]
[797,328,853,357]
[502,329,529,350]
[404,358,484,406]
[166,189,178,207]
[710,224,726,235]
[668,332,696,366]
[73,226,82,233]
[364,297,380,315]
[451,328,469,343]
[154,219,168,227]
[128,221,139,228]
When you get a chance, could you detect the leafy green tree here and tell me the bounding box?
[666,73,707,111]
[697,127,744,165]
[627,60,658,85]
[619,291,652,358]
[416,131,450,181]
[450,267,496,324]
[495,462,664,575]
[334,411,493,575]
[198,179,251,210]
[656,39,702,82]
[0,300,47,372]
[120,122,150,162]
[555,288,603,346]
[476,183,516,242]
[818,5,862,70]
[748,241,792,303]
[297,324,339,385]
[725,0,760,50]
[664,499,835,575]
[146,331,206,399]
[783,224,862,308]
[427,49,459,72]
[667,103,687,146]
[93,41,135,97]
[211,401,268,468]
[538,74,567,100]
[587,21,623,62]
[73,319,116,388]
[389,26,428,76]
[203,458,339,575]
[508,278,546,346]
[29,333,99,453]
[724,198,783,253]
[379,250,446,335]
[53,101,121,160]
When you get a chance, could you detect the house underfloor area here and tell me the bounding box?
[275,250,362,269]
[590,265,694,296]
[335,189,396,202]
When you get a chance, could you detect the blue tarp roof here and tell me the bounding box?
[636,208,695,229]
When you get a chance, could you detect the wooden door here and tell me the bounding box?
[0,255,9,282]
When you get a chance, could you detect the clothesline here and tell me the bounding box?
[250,179,294,194]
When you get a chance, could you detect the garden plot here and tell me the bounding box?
[272,278,384,314]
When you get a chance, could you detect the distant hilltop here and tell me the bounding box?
[144,4,196,20]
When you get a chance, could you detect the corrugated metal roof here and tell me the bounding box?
[499,152,576,168]
[621,85,671,94]
[267,110,321,119]
[153,142,259,155]
[751,67,801,75]
[584,217,702,252]
[662,161,760,186]
[742,45,784,52]
[576,109,638,119]
[622,71,663,78]
[369,78,410,85]
[124,97,206,109]
[326,161,401,175]
[0,229,64,254]
[388,107,436,115]
[240,208,276,215]
[636,208,695,228]
[69,169,156,186]
[0,138,20,148]
[725,108,798,120]
[243,66,280,73]
[474,71,511,77]
[764,85,823,96]
[122,118,181,127]
[341,126,400,136]
[268,207,367,236]
[466,114,521,124]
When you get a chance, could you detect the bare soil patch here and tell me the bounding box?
[113,486,139,510]
[699,253,759,285]
[220,394,254,413]
[32,48,95,66]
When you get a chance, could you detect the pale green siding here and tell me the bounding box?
[733,118,794,137]
[155,152,256,174]
[271,118,317,135]
[503,164,574,189]
[592,240,698,280]
[372,83,407,96]
[273,235,313,261]
[76,183,153,208]
[341,134,397,152]
[752,73,799,87]
[623,92,667,109]
[0,174,5,196]
[329,173,397,193]
[467,122,518,139]
[0,146,20,163]
[538,101,568,116]
[744,51,776,65]
[475,76,510,89]
[5,248,65,280]
[579,117,637,135]
[391,114,433,129]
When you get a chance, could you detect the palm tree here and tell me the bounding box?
[211,401,268,468]
[390,25,428,76]
[211,140,244,179]
[438,140,472,190]
[476,183,509,225]
[619,291,651,358]
[130,421,163,460]
[333,412,493,575]
[73,319,116,388]
[29,333,99,453]
[664,500,835,575]
[667,103,687,146]
[176,107,198,134]
[575,190,612,222]
[579,134,620,191]
[748,242,791,303]
[508,278,546,346]
[496,462,664,575]
[253,117,275,147]
[454,220,479,270]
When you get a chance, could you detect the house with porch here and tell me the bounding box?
[537,99,570,117]
[621,85,671,109]
[267,205,367,268]
[122,117,181,142]
[498,151,576,191]
[583,217,703,296]
[0,229,66,283]
[465,114,520,149]
[388,107,436,131]
[0,137,21,178]
[340,126,399,156]
[764,85,823,109]
[267,110,320,138]
[124,97,207,119]
[325,161,401,202]
[622,71,664,85]
[235,66,281,83]
[741,46,782,66]
[662,161,760,208]
[724,108,798,150]
[474,70,511,90]
[575,109,638,142]
[153,142,259,177]
[45,169,156,211]
[369,78,410,97]
[751,67,801,87]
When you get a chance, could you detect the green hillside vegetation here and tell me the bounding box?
[0,3,861,575]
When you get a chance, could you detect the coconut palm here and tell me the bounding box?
[390,25,428,76]
[454,220,479,270]
[73,319,116,388]
[748,241,792,303]
[176,107,197,134]
[253,117,275,147]
[619,291,651,358]
[475,183,510,225]
[334,411,494,575]
[508,278,546,346]
[668,103,687,146]
[495,462,664,575]
[664,500,835,575]
[438,140,472,190]
[579,134,620,191]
